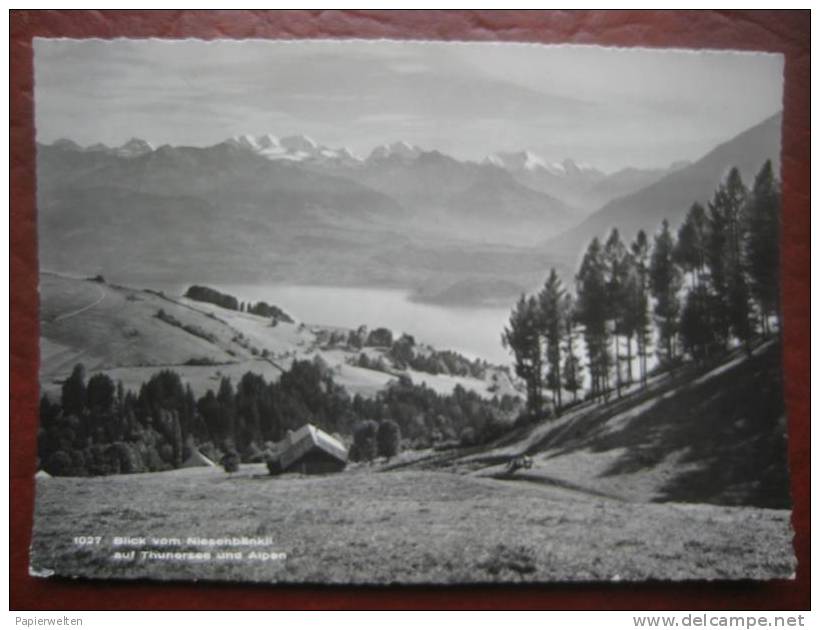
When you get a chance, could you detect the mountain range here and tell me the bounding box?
[36,112,782,303]
[55,134,687,223]
[543,112,783,268]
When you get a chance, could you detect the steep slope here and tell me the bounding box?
[543,113,783,266]
[435,340,789,509]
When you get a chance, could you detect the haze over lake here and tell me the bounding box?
[160,282,513,365]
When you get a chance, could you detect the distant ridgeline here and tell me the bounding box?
[184,285,293,323]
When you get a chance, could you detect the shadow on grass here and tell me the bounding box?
[553,341,789,509]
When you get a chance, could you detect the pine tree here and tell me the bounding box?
[745,160,781,335]
[723,168,754,350]
[377,419,402,460]
[674,202,708,289]
[61,364,87,417]
[649,220,683,365]
[538,269,566,412]
[679,284,715,361]
[561,294,583,403]
[630,230,651,387]
[675,203,717,360]
[216,377,237,446]
[576,238,611,401]
[86,373,115,413]
[502,294,544,418]
[705,195,731,346]
[604,229,631,397]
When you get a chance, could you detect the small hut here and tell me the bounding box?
[180,448,217,469]
[268,424,348,475]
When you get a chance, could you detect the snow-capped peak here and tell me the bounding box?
[280,134,319,152]
[486,150,548,172]
[484,154,505,168]
[336,147,358,160]
[256,133,281,150]
[117,137,154,156]
[486,150,605,179]
[368,141,423,162]
[228,134,263,151]
[220,132,361,166]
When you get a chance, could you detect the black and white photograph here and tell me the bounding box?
[29,38,794,584]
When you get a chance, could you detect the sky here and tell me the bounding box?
[33,38,784,172]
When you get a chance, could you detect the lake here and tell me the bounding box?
[190,284,514,365]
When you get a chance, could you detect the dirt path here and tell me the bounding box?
[52,282,106,322]
[488,471,629,502]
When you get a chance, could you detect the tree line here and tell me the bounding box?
[184,285,293,323]
[503,161,781,418]
[38,357,519,477]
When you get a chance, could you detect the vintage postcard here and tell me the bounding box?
[30,38,794,583]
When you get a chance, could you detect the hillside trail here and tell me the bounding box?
[393,339,777,505]
[51,281,106,322]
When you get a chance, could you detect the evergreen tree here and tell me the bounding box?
[538,269,566,411]
[352,420,379,462]
[216,377,237,446]
[502,294,544,418]
[649,220,683,364]
[116,380,125,413]
[674,202,708,289]
[674,203,718,360]
[679,285,715,361]
[377,419,402,460]
[705,195,731,346]
[630,230,651,387]
[745,160,781,335]
[723,169,754,350]
[61,364,86,417]
[561,294,583,403]
[576,238,611,401]
[604,229,631,396]
[86,373,115,413]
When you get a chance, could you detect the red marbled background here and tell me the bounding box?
[10,10,810,610]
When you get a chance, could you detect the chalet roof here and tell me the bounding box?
[180,448,217,468]
[277,423,348,470]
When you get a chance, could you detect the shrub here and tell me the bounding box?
[45,450,72,476]
[459,427,477,447]
[265,452,283,475]
[377,420,401,460]
[222,449,240,473]
[352,420,378,462]
[365,327,393,348]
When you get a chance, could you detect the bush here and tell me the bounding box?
[459,427,477,447]
[352,420,378,462]
[222,450,240,473]
[365,327,393,348]
[265,452,283,475]
[377,420,401,460]
[45,450,72,476]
